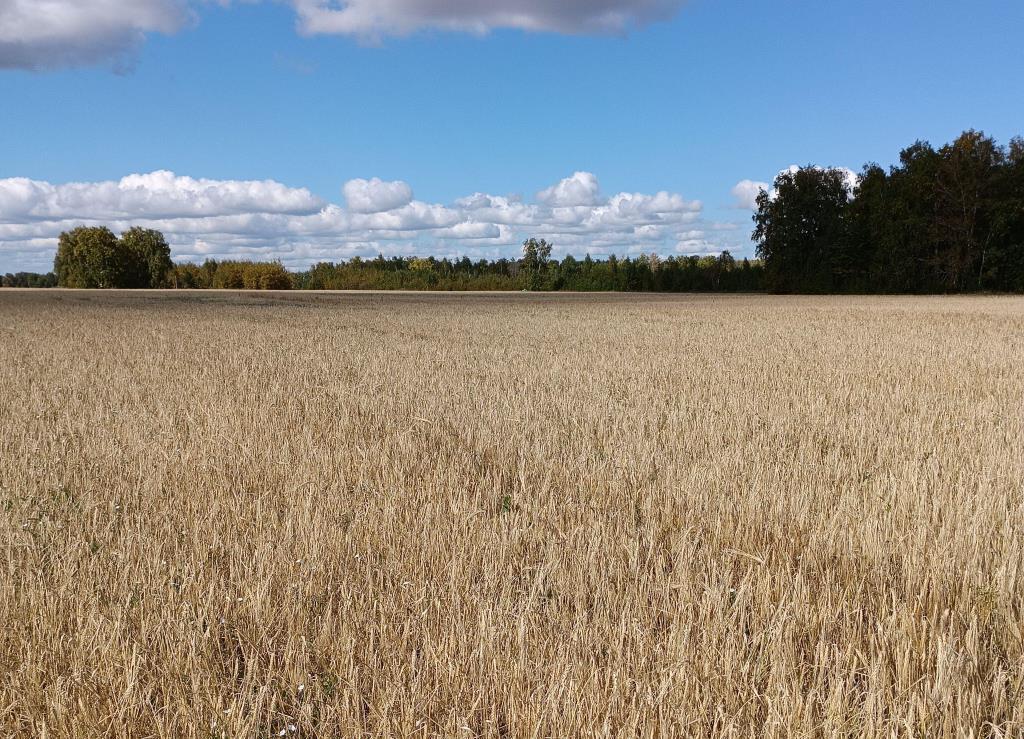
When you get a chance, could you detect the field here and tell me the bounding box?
[2,290,1023,738]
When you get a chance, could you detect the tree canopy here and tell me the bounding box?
[753,130,1024,293]
[54,226,172,288]
[754,167,853,293]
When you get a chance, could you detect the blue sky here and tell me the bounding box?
[1,0,1022,271]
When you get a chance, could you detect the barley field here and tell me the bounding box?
[1,290,1022,738]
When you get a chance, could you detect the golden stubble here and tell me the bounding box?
[1,290,1022,738]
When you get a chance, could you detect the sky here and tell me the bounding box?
[1,0,1023,272]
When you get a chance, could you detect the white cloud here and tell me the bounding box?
[342,178,414,213]
[290,0,686,39]
[0,0,190,70]
[0,171,323,220]
[730,179,769,210]
[0,169,724,271]
[602,190,700,220]
[536,171,601,207]
[839,167,859,193]
[447,221,503,239]
[2,0,687,71]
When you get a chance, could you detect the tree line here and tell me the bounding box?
[293,244,762,292]
[2,271,57,288]
[5,130,1021,295]
[3,228,763,292]
[754,130,1024,293]
[171,260,292,290]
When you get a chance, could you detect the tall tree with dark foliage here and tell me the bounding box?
[753,167,853,293]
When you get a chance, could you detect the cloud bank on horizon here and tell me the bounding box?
[0,0,686,71]
[0,170,726,272]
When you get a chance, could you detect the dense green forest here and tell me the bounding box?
[298,251,759,292]
[4,130,1021,293]
[756,130,1024,293]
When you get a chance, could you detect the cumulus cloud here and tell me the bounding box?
[730,180,769,210]
[343,178,414,213]
[0,169,722,272]
[290,0,685,38]
[838,167,859,193]
[536,171,601,207]
[0,0,190,70]
[602,190,699,220]
[3,0,686,71]
[0,171,324,221]
[448,221,503,239]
